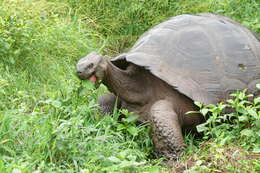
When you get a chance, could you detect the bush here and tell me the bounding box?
[193,85,260,152]
[0,0,259,172]
[60,0,260,54]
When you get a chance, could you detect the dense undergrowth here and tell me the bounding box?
[0,0,259,172]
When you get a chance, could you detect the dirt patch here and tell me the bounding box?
[171,143,260,173]
[173,157,196,173]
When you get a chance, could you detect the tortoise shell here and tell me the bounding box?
[112,13,260,105]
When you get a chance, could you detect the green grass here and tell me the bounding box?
[0,0,259,172]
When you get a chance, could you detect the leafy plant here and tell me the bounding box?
[0,0,259,172]
[190,85,260,152]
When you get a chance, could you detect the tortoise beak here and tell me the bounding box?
[76,70,91,80]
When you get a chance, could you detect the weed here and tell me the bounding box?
[191,88,260,152]
[0,0,259,172]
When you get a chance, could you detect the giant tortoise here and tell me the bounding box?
[76,13,260,160]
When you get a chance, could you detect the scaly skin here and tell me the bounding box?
[98,93,120,114]
[150,100,185,160]
[76,52,204,160]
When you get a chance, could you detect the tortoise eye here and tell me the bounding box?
[86,63,94,69]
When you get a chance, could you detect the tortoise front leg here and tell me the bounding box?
[150,100,185,160]
[98,93,121,115]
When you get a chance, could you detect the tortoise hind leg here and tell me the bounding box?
[98,93,120,114]
[150,100,185,160]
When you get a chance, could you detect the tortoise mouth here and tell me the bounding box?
[88,74,97,83]
[77,71,94,81]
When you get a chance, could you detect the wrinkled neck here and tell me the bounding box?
[102,61,148,104]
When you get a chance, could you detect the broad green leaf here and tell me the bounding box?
[123,115,139,123]
[219,136,230,145]
[127,126,139,136]
[196,124,209,133]
[238,91,246,100]
[254,97,260,104]
[117,124,126,130]
[256,83,260,89]
[120,109,131,115]
[200,108,208,116]
[218,103,227,110]
[194,101,202,108]
[238,115,248,122]
[205,104,216,108]
[227,99,234,104]
[237,107,247,114]
[247,108,259,119]
[240,129,254,137]
[253,147,260,153]
[254,120,260,127]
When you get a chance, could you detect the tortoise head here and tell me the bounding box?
[76,52,108,82]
